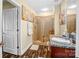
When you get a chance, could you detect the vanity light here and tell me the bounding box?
[68,5,77,9]
[41,8,49,12]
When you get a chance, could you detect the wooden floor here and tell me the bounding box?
[3,52,19,58]
[3,45,51,58]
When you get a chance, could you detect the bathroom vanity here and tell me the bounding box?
[50,46,75,58]
[50,36,75,58]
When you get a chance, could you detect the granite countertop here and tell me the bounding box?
[50,43,75,49]
[50,36,75,49]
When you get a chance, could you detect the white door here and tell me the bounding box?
[3,8,18,55]
[0,0,3,58]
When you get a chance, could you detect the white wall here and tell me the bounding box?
[76,0,79,57]
[20,20,32,55]
[0,0,2,58]
[54,6,61,36]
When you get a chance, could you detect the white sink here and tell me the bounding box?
[50,37,71,44]
[50,37,75,48]
[50,37,72,48]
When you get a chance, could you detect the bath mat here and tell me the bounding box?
[30,44,39,50]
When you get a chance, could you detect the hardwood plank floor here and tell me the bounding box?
[3,45,51,58]
[3,52,19,58]
[21,45,51,58]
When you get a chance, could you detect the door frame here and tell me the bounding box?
[2,0,21,56]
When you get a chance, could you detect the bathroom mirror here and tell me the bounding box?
[67,0,76,33]
[67,0,76,44]
[60,0,76,37]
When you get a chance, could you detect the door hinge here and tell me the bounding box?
[17,46,19,49]
[17,29,19,31]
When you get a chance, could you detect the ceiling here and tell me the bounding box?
[67,0,77,14]
[67,0,76,6]
[25,0,77,16]
[26,0,62,15]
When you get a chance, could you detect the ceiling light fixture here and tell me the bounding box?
[41,8,49,12]
[68,4,77,9]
